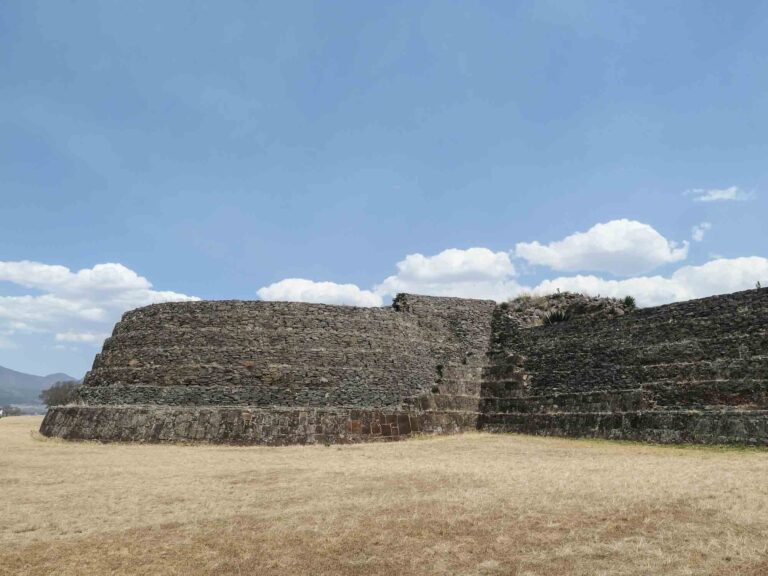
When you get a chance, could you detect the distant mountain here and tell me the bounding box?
[0,365,78,406]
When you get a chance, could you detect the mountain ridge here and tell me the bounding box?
[0,365,79,406]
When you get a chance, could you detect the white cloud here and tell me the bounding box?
[533,257,768,307]
[671,257,768,297]
[257,278,383,307]
[375,248,527,301]
[0,261,198,349]
[691,222,712,242]
[55,331,109,344]
[533,275,684,307]
[257,248,529,305]
[686,186,754,202]
[53,344,77,351]
[514,219,688,276]
[385,248,516,282]
[0,261,151,295]
[251,222,764,311]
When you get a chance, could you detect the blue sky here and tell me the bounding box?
[1,0,767,377]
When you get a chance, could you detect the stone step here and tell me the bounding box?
[77,383,405,408]
[96,345,435,370]
[479,379,529,398]
[84,364,434,390]
[431,383,482,396]
[116,304,403,332]
[439,363,487,377]
[478,409,768,445]
[523,357,768,390]
[503,317,768,352]
[481,379,768,412]
[412,394,482,412]
[641,379,768,408]
[513,334,768,368]
[103,327,431,353]
[481,389,651,414]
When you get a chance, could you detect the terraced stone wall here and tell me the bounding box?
[82,300,428,408]
[481,288,768,444]
[40,288,768,445]
[41,294,496,443]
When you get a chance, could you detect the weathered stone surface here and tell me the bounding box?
[481,287,768,445]
[40,289,768,445]
[40,405,448,445]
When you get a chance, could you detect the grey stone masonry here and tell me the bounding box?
[41,288,768,445]
[480,288,768,445]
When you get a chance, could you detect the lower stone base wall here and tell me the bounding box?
[39,405,480,445]
[480,410,768,445]
[40,405,768,446]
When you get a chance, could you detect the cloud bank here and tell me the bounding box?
[514,219,688,276]
[256,278,382,307]
[686,186,754,202]
[256,219,766,309]
[3,217,764,360]
[0,261,198,351]
[374,248,526,301]
[533,257,768,307]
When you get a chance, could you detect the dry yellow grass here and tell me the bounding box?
[1,416,768,576]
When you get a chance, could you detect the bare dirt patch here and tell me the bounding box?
[2,416,767,575]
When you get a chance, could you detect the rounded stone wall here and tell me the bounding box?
[40,294,498,444]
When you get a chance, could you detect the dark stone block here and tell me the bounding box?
[346,420,361,434]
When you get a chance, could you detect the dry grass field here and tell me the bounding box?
[1,416,767,576]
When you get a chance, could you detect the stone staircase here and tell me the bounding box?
[478,289,768,444]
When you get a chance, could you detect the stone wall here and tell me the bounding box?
[80,296,494,407]
[481,288,768,444]
[41,404,481,445]
[41,294,496,444]
[40,288,768,445]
